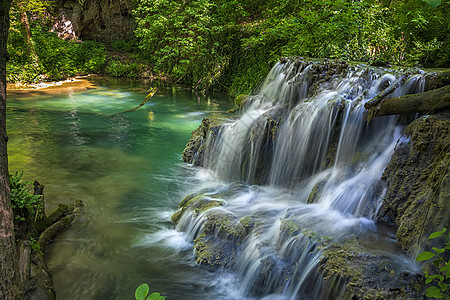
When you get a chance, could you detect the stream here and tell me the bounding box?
[7,76,235,299]
[7,59,430,300]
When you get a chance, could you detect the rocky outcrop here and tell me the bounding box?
[172,189,425,299]
[377,114,450,253]
[320,242,424,300]
[182,117,223,166]
[55,0,134,43]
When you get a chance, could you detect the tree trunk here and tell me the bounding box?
[369,85,450,118]
[0,0,22,299]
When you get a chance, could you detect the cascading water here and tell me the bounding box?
[174,59,427,299]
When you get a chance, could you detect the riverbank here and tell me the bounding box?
[7,77,96,94]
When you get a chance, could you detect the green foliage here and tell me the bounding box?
[135,284,166,300]
[9,172,42,222]
[105,60,146,78]
[7,22,106,82]
[30,236,43,255]
[417,228,450,299]
[133,0,449,95]
[111,40,140,53]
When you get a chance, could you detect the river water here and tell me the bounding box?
[7,77,235,299]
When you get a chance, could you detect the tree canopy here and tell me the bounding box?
[6,0,450,95]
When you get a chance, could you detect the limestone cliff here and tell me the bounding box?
[55,0,134,43]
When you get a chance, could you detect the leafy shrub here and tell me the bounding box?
[111,40,139,53]
[9,172,43,222]
[7,25,106,82]
[133,0,449,95]
[417,228,450,299]
[105,60,146,78]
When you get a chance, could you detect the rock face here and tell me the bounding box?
[55,0,134,43]
[181,117,223,166]
[377,114,450,253]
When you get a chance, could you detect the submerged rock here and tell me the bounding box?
[377,114,450,253]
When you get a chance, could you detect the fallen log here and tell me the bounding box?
[367,85,450,118]
[364,76,406,109]
[38,200,84,255]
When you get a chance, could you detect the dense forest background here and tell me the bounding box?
[7,0,450,96]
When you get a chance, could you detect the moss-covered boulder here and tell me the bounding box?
[377,114,450,253]
[170,194,225,223]
[181,117,224,166]
[194,214,255,268]
[320,241,424,300]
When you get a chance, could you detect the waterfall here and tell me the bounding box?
[176,59,426,299]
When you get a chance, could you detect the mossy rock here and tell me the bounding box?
[280,219,302,236]
[307,180,326,204]
[194,234,240,268]
[319,241,424,300]
[377,114,450,253]
[202,212,254,243]
[193,213,255,268]
[227,94,249,113]
[181,117,224,166]
[170,194,224,223]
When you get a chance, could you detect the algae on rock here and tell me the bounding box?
[377,114,450,254]
[182,117,224,166]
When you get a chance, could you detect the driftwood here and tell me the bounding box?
[16,180,83,300]
[38,200,84,254]
[368,85,450,118]
[116,87,158,114]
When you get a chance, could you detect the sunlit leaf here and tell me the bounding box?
[417,251,436,261]
[433,247,445,254]
[135,284,150,300]
[429,229,446,239]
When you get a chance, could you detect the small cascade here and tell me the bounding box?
[175,59,428,299]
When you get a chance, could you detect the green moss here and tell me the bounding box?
[181,117,225,165]
[170,194,225,224]
[280,219,301,236]
[227,94,249,113]
[192,213,254,267]
[319,240,424,299]
[377,115,450,253]
[203,213,250,242]
[307,180,326,204]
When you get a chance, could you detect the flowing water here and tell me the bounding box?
[7,77,236,299]
[7,60,426,300]
[175,60,425,299]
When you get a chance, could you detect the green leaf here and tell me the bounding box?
[429,229,446,239]
[135,284,150,300]
[433,247,446,254]
[148,292,163,300]
[426,286,445,298]
[417,251,436,261]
